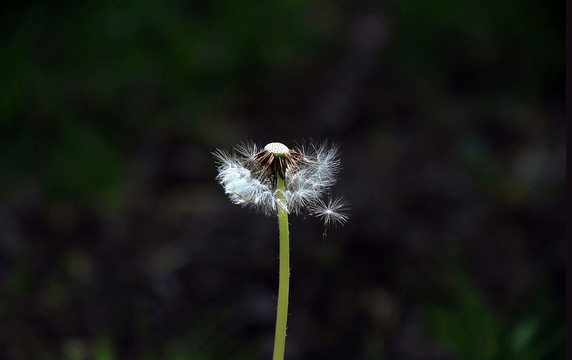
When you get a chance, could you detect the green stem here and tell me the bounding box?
[273,176,290,360]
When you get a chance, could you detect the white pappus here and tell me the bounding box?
[213,141,349,235]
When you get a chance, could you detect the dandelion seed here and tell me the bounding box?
[310,196,350,227]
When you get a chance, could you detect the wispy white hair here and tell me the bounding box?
[214,141,349,226]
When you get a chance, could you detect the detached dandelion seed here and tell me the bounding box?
[311,196,350,226]
[213,140,349,360]
[310,196,350,242]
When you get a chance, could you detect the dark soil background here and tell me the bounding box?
[0,1,564,360]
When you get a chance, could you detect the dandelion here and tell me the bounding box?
[214,141,348,224]
[213,140,349,360]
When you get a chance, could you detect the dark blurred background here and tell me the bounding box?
[0,1,565,359]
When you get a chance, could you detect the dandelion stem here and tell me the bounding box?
[273,175,290,360]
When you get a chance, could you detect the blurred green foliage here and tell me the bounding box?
[424,273,564,360]
[386,0,563,99]
[60,313,255,360]
[156,314,256,360]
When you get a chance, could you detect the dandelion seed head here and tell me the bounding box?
[214,140,349,232]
